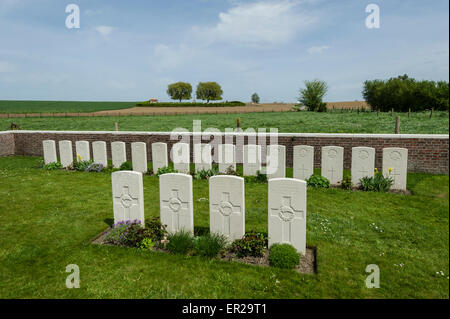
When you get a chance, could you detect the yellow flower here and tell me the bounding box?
[77,154,82,161]
[388,167,393,173]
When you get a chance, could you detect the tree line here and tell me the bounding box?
[167,82,223,103]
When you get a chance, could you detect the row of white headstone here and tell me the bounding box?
[112,171,307,254]
[43,140,408,190]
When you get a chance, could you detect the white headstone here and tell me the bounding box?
[111,141,126,168]
[351,147,375,186]
[321,146,344,185]
[268,178,307,255]
[159,173,194,234]
[383,148,408,190]
[218,144,236,173]
[92,141,107,167]
[172,142,190,174]
[112,171,145,225]
[209,175,245,241]
[59,140,73,168]
[194,143,212,172]
[152,142,168,173]
[243,144,261,176]
[131,142,148,173]
[42,140,57,164]
[293,145,314,180]
[266,145,286,179]
[75,141,90,162]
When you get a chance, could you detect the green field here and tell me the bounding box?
[1,111,448,134]
[0,100,137,114]
[0,156,448,298]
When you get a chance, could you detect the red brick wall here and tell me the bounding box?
[7,131,450,174]
[0,132,14,157]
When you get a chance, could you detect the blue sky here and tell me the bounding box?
[0,0,448,102]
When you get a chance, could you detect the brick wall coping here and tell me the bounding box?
[2,130,449,139]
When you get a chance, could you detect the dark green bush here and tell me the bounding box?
[193,233,227,258]
[306,174,330,188]
[360,171,393,192]
[145,217,167,242]
[119,161,132,170]
[230,231,267,258]
[104,220,145,246]
[245,171,267,183]
[269,243,300,269]
[166,230,194,255]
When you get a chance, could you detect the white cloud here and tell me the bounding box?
[95,26,115,36]
[192,0,317,47]
[307,45,330,54]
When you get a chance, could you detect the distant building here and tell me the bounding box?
[148,98,158,103]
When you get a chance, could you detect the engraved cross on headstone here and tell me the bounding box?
[114,186,139,221]
[212,192,241,236]
[270,196,304,243]
[162,189,189,231]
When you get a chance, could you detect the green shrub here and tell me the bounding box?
[194,167,219,180]
[245,170,267,183]
[166,230,194,255]
[72,159,93,172]
[268,243,300,269]
[193,233,227,258]
[138,238,155,251]
[119,161,132,170]
[223,165,239,176]
[104,220,137,245]
[306,174,330,188]
[360,171,393,192]
[43,162,63,170]
[86,163,105,172]
[145,217,167,243]
[156,166,178,176]
[341,175,353,190]
[230,231,267,258]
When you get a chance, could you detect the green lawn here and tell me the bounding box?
[1,111,448,133]
[0,100,137,114]
[0,156,448,298]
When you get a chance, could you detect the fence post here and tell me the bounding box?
[391,108,394,117]
[430,108,433,118]
[395,116,400,134]
[115,122,118,132]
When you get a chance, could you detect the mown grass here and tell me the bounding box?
[1,110,448,134]
[0,156,448,298]
[0,100,137,114]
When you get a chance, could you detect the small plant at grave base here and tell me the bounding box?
[245,171,267,183]
[230,231,268,258]
[72,159,93,172]
[224,166,239,176]
[86,162,105,173]
[119,161,132,171]
[166,230,194,255]
[138,238,155,251]
[156,166,178,177]
[194,167,219,180]
[268,243,300,269]
[193,233,227,258]
[43,162,63,170]
[341,175,353,190]
[144,217,167,243]
[306,174,330,188]
[104,220,136,245]
[360,170,394,192]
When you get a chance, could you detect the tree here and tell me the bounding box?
[167,82,192,102]
[196,82,223,103]
[363,75,449,112]
[298,80,328,112]
[251,93,260,104]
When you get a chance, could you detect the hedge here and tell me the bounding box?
[136,101,245,107]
